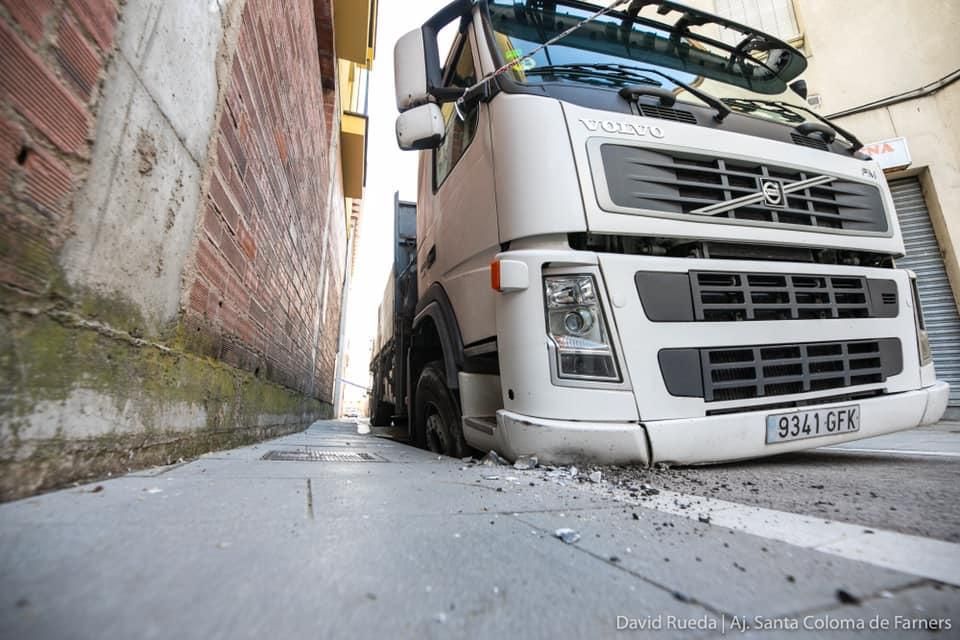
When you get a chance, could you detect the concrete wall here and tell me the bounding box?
[59,0,225,335]
[794,0,960,308]
[0,0,346,500]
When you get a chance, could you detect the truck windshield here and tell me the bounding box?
[484,0,812,125]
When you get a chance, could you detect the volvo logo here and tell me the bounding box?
[579,118,665,139]
[760,179,786,207]
[691,174,836,217]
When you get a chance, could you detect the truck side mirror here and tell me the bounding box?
[394,29,433,111]
[396,103,444,150]
[394,0,472,112]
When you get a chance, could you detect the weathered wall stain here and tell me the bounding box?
[0,0,347,499]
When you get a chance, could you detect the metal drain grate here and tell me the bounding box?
[261,449,388,462]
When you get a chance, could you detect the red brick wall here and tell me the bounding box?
[0,0,117,296]
[185,0,346,402]
[1,0,344,403]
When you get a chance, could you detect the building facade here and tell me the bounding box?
[0,0,376,499]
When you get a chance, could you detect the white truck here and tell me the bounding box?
[372,0,949,465]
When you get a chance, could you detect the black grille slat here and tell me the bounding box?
[602,145,888,232]
[638,104,697,124]
[691,271,875,322]
[695,339,894,402]
[631,175,762,195]
[791,133,830,151]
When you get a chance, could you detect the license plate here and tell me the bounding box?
[765,404,860,444]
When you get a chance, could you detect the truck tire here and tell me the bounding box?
[414,361,469,458]
[370,401,394,427]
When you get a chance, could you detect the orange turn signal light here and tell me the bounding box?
[490,260,501,291]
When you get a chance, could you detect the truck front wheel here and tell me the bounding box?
[414,361,469,458]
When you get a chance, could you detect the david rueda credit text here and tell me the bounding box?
[616,614,952,633]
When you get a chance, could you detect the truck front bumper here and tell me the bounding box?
[495,411,650,465]
[496,382,948,466]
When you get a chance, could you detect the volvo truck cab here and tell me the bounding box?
[374,0,949,465]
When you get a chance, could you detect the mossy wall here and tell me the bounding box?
[0,301,330,501]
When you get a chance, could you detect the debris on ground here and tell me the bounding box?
[589,471,602,483]
[640,484,660,496]
[513,455,538,470]
[543,466,579,482]
[698,514,711,524]
[145,487,163,494]
[554,528,581,544]
[87,485,104,494]
[835,589,862,605]
[482,451,509,466]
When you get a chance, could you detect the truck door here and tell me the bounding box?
[423,26,499,346]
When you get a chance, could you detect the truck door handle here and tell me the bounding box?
[425,245,437,269]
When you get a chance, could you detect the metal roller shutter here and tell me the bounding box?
[889,177,960,406]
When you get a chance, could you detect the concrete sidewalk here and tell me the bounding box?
[1,421,957,639]
[822,420,960,457]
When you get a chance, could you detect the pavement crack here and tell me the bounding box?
[513,514,738,621]
[305,478,314,521]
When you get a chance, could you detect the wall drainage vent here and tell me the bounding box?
[261,449,388,462]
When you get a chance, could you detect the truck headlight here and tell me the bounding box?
[544,275,621,381]
[909,276,933,366]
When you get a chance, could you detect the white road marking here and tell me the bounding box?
[627,489,960,587]
[820,446,960,459]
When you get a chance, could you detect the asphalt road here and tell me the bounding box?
[592,422,960,543]
[1,420,958,639]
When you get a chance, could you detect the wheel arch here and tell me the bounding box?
[411,283,465,391]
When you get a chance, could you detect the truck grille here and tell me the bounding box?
[659,338,902,402]
[692,272,872,321]
[599,145,887,233]
[635,271,899,322]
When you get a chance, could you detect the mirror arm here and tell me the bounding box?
[421,0,474,93]
[464,80,493,104]
[428,79,491,105]
[428,86,465,102]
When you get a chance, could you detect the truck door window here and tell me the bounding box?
[433,37,479,189]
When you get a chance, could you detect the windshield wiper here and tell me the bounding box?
[721,97,864,152]
[528,63,731,122]
[722,97,806,124]
[525,63,663,87]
